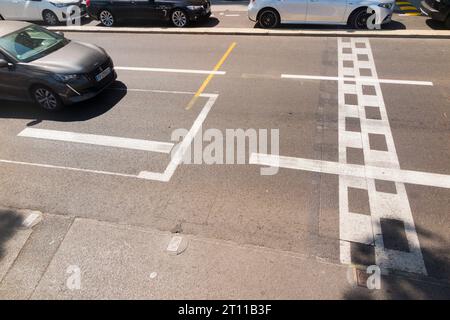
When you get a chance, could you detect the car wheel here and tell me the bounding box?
[258,9,279,29]
[43,10,59,26]
[0,15,4,20]
[445,16,450,29]
[171,9,188,28]
[349,8,371,29]
[99,9,115,27]
[32,86,63,111]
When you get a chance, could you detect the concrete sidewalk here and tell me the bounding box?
[48,26,450,38]
[1,208,449,299]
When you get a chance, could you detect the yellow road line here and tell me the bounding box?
[399,5,420,10]
[186,42,237,110]
[402,12,422,15]
[396,1,412,4]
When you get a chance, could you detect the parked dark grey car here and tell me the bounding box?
[0,21,116,111]
[421,0,450,28]
[87,0,211,27]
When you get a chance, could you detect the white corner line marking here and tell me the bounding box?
[138,93,219,182]
[281,74,433,86]
[18,128,174,154]
[115,66,226,75]
[250,153,450,189]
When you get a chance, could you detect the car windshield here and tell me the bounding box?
[0,25,69,63]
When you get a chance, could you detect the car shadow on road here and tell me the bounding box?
[91,17,220,28]
[0,209,24,261]
[253,20,406,30]
[34,16,94,27]
[0,81,127,124]
[342,222,450,299]
[425,18,449,30]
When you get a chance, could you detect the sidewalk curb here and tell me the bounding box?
[48,26,450,39]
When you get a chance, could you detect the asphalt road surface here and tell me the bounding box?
[0,33,449,299]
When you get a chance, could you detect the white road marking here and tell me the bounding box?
[167,235,188,255]
[21,212,42,229]
[281,74,433,86]
[139,93,219,182]
[4,93,218,183]
[225,14,240,17]
[115,66,226,75]
[337,38,426,275]
[249,153,450,189]
[0,158,138,179]
[18,128,174,154]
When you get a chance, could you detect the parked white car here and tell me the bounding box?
[248,0,395,29]
[0,0,87,26]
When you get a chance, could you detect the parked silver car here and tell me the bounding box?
[248,0,395,28]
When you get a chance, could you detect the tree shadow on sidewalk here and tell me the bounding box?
[342,222,450,300]
[0,209,23,261]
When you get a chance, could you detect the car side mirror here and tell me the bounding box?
[55,31,64,37]
[0,59,9,68]
[0,59,14,70]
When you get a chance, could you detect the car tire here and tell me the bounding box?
[258,9,280,29]
[99,9,115,27]
[348,8,371,29]
[171,9,189,28]
[42,10,59,26]
[445,16,450,29]
[31,86,64,111]
[0,14,4,20]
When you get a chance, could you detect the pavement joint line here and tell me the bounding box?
[18,128,175,154]
[185,42,236,110]
[115,66,226,75]
[281,74,433,86]
[47,26,450,39]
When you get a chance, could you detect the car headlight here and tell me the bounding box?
[378,2,394,9]
[54,74,81,82]
[187,5,204,10]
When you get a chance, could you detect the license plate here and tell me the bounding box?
[95,67,111,82]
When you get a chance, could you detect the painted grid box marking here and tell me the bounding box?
[337,38,427,275]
